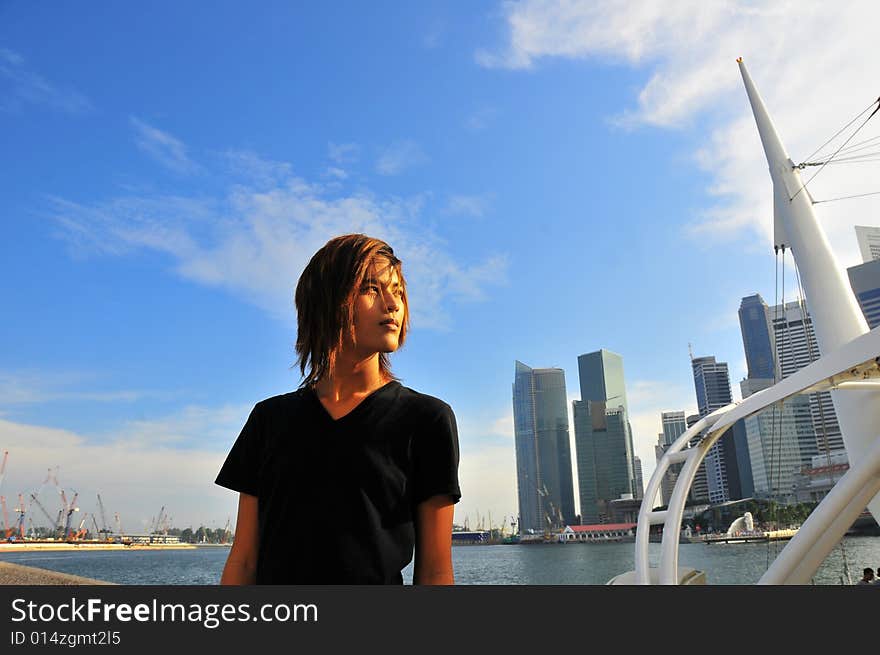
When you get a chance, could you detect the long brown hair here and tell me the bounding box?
[294,234,409,387]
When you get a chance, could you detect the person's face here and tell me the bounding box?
[348,257,405,358]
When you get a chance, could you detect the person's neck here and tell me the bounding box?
[314,353,388,401]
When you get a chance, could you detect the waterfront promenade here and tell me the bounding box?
[0,561,113,585]
[0,542,197,553]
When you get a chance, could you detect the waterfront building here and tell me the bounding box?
[512,361,577,533]
[655,434,674,506]
[847,258,880,329]
[729,419,755,499]
[573,401,635,523]
[557,523,636,543]
[633,456,644,501]
[739,294,776,379]
[855,225,880,262]
[655,411,688,506]
[792,451,850,503]
[686,413,710,503]
[608,496,642,524]
[769,300,843,454]
[573,350,638,523]
[691,356,734,504]
[740,377,814,502]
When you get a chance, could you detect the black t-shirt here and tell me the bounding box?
[215,380,461,584]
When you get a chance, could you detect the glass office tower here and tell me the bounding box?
[512,361,576,533]
[574,349,637,523]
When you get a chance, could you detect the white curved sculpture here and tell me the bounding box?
[609,59,880,585]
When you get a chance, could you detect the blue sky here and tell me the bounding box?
[2,1,878,533]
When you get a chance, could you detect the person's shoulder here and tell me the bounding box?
[394,382,454,419]
[253,388,311,416]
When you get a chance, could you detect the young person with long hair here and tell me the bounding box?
[216,234,461,584]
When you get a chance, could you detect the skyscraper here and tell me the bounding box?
[770,300,843,454]
[855,225,880,263]
[740,377,815,501]
[691,356,733,504]
[655,411,687,506]
[573,349,637,523]
[847,258,880,329]
[738,293,815,501]
[739,294,776,379]
[632,456,644,501]
[512,361,576,533]
[578,349,629,415]
[686,413,710,503]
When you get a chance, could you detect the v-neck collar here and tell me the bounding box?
[308,380,398,423]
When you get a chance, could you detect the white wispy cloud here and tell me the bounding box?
[327,141,360,164]
[130,116,201,175]
[0,370,169,405]
[221,149,293,188]
[422,20,447,50]
[444,193,494,218]
[465,106,497,132]
[479,0,880,268]
[48,152,506,330]
[375,140,428,176]
[0,47,91,114]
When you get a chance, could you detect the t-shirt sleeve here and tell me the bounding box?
[215,403,264,497]
[411,402,461,506]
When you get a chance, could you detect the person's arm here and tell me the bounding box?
[220,492,259,585]
[413,494,455,585]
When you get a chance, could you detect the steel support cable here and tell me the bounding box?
[793,258,851,584]
[813,190,880,204]
[772,247,794,562]
[825,142,880,158]
[801,97,880,165]
[814,154,880,166]
[830,132,880,152]
[820,149,880,162]
[767,247,782,571]
[812,134,880,161]
[819,157,880,165]
[803,150,880,166]
[792,98,880,201]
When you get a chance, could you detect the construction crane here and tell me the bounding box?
[221,517,231,544]
[0,496,9,539]
[96,493,109,538]
[14,494,26,539]
[152,506,166,536]
[91,513,101,538]
[0,451,9,492]
[60,490,79,540]
[114,512,125,541]
[29,494,57,532]
[72,515,88,540]
[32,466,57,503]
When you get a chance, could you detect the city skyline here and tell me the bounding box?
[2,3,879,530]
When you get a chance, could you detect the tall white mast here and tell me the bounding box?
[738,58,880,522]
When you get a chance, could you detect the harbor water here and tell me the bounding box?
[2,537,880,585]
